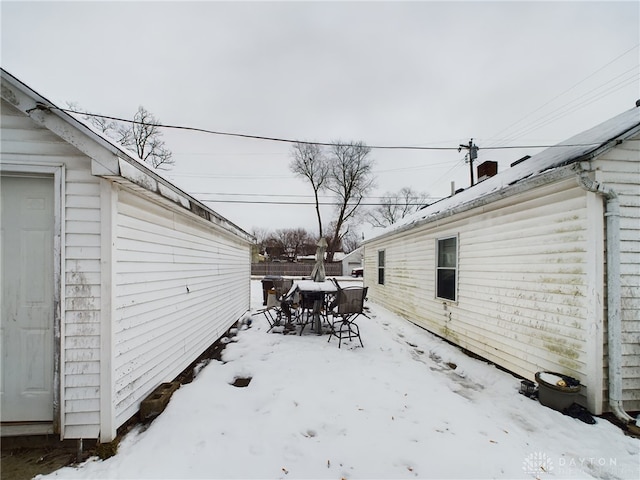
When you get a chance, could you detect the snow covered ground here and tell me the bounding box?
[40,280,639,479]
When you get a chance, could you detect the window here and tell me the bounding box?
[436,236,457,301]
[378,250,385,285]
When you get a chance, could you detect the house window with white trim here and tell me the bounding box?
[436,236,457,301]
[378,249,385,285]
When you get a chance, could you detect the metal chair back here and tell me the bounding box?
[328,286,368,348]
[337,286,368,314]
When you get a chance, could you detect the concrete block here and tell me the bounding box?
[139,382,180,421]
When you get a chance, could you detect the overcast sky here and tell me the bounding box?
[2,1,638,239]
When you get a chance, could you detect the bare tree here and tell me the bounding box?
[70,103,174,170]
[367,187,430,228]
[267,228,315,261]
[264,234,285,260]
[341,229,362,254]
[325,141,375,261]
[251,227,271,255]
[124,106,174,170]
[282,228,314,261]
[289,142,329,238]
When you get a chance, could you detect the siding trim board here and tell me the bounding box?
[99,179,117,441]
[583,190,605,415]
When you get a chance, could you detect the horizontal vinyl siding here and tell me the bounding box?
[458,190,590,377]
[1,100,102,439]
[113,188,250,426]
[366,178,595,393]
[595,136,640,411]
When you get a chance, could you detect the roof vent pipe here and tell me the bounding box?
[577,171,636,426]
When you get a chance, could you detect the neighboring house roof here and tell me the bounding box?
[367,105,640,243]
[341,247,363,262]
[1,68,255,244]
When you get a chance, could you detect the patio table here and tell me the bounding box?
[285,279,338,334]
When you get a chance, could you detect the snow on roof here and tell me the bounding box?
[297,252,347,262]
[367,106,640,242]
[341,247,363,261]
[332,252,347,261]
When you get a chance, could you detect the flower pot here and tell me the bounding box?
[535,371,581,412]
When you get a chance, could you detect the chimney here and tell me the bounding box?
[477,160,498,183]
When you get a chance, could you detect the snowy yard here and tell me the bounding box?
[40,280,639,479]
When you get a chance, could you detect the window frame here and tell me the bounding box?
[436,235,458,302]
[377,249,385,285]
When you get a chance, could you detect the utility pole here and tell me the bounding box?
[459,139,478,187]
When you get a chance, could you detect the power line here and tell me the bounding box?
[486,43,640,147]
[496,69,639,144]
[166,158,460,181]
[58,107,601,151]
[422,157,468,194]
[169,172,292,180]
[189,191,438,200]
[58,107,458,150]
[198,199,440,206]
[498,71,639,142]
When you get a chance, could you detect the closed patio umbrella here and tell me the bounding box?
[310,238,327,282]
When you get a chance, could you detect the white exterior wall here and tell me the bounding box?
[593,135,640,411]
[112,187,251,428]
[1,100,103,439]
[3,94,252,441]
[365,177,606,412]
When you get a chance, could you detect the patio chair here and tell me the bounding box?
[252,288,284,332]
[253,279,297,333]
[327,286,368,348]
[275,279,297,328]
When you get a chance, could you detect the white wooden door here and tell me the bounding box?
[1,175,54,422]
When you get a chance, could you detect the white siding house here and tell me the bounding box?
[341,247,363,276]
[363,106,640,422]
[1,69,254,442]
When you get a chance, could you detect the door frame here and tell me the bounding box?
[1,162,64,437]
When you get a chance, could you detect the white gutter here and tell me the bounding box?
[577,171,636,426]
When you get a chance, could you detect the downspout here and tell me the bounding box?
[577,171,636,425]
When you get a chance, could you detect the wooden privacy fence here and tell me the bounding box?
[251,262,343,277]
